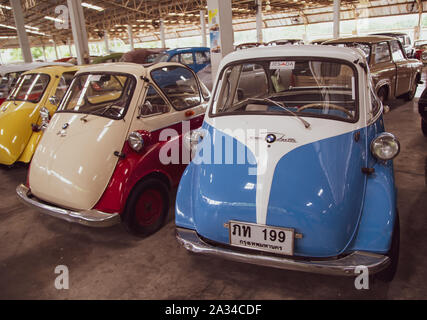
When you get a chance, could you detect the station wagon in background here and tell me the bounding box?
[153,47,211,73]
[176,45,401,281]
[371,32,415,58]
[324,36,422,103]
[0,65,81,166]
[17,62,208,236]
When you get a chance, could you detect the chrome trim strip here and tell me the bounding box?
[16,184,121,228]
[176,227,390,276]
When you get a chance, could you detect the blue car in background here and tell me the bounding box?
[154,47,210,73]
[176,45,401,281]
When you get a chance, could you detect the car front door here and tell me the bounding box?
[391,40,412,96]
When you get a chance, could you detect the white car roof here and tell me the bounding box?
[0,62,73,76]
[220,45,366,68]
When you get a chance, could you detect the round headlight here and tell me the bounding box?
[371,133,400,161]
[128,131,144,152]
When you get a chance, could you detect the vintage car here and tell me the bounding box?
[324,36,422,102]
[120,48,166,64]
[153,47,210,73]
[0,62,73,106]
[91,52,124,64]
[310,38,331,45]
[371,32,415,58]
[17,62,208,236]
[0,65,81,166]
[414,40,427,64]
[175,45,401,281]
[267,39,304,46]
[235,42,266,51]
[419,87,427,136]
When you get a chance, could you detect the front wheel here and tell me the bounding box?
[422,119,427,137]
[124,179,170,237]
[376,211,400,282]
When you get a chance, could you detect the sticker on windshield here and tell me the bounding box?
[270,61,295,70]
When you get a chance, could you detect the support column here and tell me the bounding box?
[68,38,73,56]
[207,0,234,79]
[333,0,341,39]
[200,10,207,47]
[127,25,134,50]
[42,43,47,61]
[10,0,32,62]
[160,19,166,48]
[256,0,263,43]
[416,0,422,40]
[67,0,89,64]
[53,41,59,60]
[104,30,110,54]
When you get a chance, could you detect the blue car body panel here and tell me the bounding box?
[176,114,397,258]
[163,47,210,73]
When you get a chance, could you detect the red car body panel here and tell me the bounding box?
[93,114,204,215]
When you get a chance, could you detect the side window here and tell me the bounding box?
[139,85,170,117]
[170,54,179,62]
[54,72,76,101]
[391,40,405,61]
[151,65,201,110]
[180,53,194,65]
[374,42,391,64]
[195,52,210,64]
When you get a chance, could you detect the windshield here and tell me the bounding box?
[153,53,170,63]
[150,65,201,110]
[7,73,50,103]
[58,73,136,120]
[328,43,371,62]
[211,59,358,122]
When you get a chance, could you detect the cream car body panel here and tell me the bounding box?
[28,62,204,212]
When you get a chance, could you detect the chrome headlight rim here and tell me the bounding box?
[370,132,400,161]
[128,131,144,152]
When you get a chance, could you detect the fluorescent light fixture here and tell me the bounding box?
[25,25,39,30]
[81,2,104,11]
[0,24,16,30]
[0,36,16,39]
[44,16,65,23]
[0,5,11,10]
[27,29,47,36]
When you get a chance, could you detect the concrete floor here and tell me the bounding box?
[1,81,427,300]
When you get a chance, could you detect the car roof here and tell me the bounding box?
[0,62,73,76]
[325,35,395,44]
[221,44,366,67]
[22,65,83,76]
[74,61,188,77]
[165,47,209,54]
[372,32,407,36]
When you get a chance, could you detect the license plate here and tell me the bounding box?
[229,221,294,256]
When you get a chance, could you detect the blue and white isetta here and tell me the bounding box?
[176,46,400,281]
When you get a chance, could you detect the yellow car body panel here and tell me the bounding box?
[0,65,82,165]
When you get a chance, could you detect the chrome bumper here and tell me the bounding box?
[16,184,120,228]
[176,227,390,276]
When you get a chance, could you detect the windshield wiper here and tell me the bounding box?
[236,97,311,129]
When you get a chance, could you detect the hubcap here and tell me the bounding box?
[135,189,163,226]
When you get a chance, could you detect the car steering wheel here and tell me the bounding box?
[298,103,353,118]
